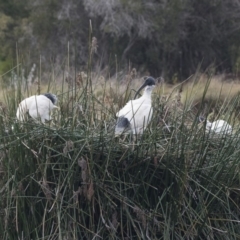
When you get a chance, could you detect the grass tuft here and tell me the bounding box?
[1,65,240,239]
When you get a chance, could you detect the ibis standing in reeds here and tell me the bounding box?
[115,77,156,135]
[199,117,232,134]
[16,93,59,123]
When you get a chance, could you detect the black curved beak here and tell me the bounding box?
[134,82,147,99]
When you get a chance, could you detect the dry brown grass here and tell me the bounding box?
[1,71,240,120]
[180,74,240,104]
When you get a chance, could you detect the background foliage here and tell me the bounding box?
[2,1,240,238]
[1,0,240,80]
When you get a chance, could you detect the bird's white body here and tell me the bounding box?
[206,120,232,134]
[116,85,154,134]
[16,94,58,123]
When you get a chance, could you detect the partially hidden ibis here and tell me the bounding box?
[16,93,59,123]
[115,77,156,135]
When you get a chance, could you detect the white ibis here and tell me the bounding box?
[16,93,59,123]
[115,77,156,135]
[199,117,232,134]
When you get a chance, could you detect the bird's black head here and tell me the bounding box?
[144,76,156,86]
[134,76,156,99]
[43,93,58,105]
[199,116,205,123]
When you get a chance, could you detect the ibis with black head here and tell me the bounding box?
[16,93,59,123]
[115,77,156,135]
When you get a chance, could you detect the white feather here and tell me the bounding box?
[116,85,154,134]
[16,95,58,123]
[206,120,232,134]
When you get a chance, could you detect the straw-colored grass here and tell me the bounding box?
[181,74,240,104]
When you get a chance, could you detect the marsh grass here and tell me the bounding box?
[1,63,240,239]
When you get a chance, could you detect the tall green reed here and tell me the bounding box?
[1,59,240,239]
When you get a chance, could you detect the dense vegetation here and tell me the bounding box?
[1,0,240,79]
[1,1,240,239]
[1,69,240,238]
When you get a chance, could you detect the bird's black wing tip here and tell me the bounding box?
[116,117,130,128]
[115,117,131,134]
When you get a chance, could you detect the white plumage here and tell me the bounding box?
[206,119,232,134]
[199,117,232,134]
[16,93,59,123]
[115,77,156,134]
